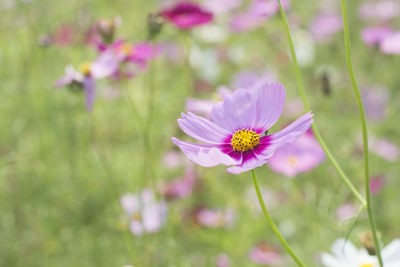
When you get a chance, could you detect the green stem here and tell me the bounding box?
[143,42,158,187]
[340,1,383,265]
[251,170,307,267]
[276,0,366,206]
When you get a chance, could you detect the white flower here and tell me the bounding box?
[120,189,167,236]
[322,238,400,267]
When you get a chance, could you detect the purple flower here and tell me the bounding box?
[310,14,343,42]
[268,130,325,177]
[172,79,314,174]
[120,189,167,236]
[163,164,196,201]
[248,242,282,265]
[361,26,393,47]
[194,207,235,228]
[380,31,400,54]
[55,50,118,111]
[161,2,213,30]
[358,1,400,21]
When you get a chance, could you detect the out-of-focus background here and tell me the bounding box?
[1,0,399,266]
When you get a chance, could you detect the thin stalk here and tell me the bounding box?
[276,0,366,206]
[143,42,158,187]
[340,0,383,265]
[251,170,308,267]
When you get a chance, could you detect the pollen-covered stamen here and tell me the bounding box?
[231,128,260,152]
[79,62,92,76]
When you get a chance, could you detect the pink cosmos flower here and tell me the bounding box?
[268,130,325,178]
[216,253,230,267]
[358,1,400,21]
[50,24,76,46]
[230,0,290,32]
[370,175,386,195]
[380,31,400,54]
[194,207,235,229]
[98,40,157,65]
[336,203,358,221]
[361,26,393,47]
[120,189,167,236]
[248,242,283,265]
[163,164,196,201]
[172,79,314,174]
[55,50,118,111]
[369,136,399,162]
[203,0,241,15]
[231,69,277,89]
[186,86,232,118]
[161,2,213,29]
[163,150,186,169]
[361,86,389,122]
[310,14,343,42]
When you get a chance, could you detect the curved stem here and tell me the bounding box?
[251,170,307,267]
[340,0,383,265]
[276,0,366,206]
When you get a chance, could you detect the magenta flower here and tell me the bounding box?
[55,50,118,111]
[310,14,343,42]
[248,242,282,265]
[161,2,213,29]
[361,26,393,47]
[120,189,167,236]
[380,31,400,54]
[172,80,314,174]
[268,130,325,177]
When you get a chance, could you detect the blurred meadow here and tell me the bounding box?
[1,0,400,266]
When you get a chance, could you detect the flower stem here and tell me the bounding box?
[276,0,366,206]
[339,0,383,265]
[251,170,307,267]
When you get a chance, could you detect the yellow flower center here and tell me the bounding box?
[79,62,91,76]
[360,264,374,267]
[131,212,141,221]
[231,128,260,152]
[288,156,298,166]
[120,43,133,55]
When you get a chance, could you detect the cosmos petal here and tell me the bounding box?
[178,112,231,144]
[171,137,239,167]
[83,76,95,111]
[253,81,286,131]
